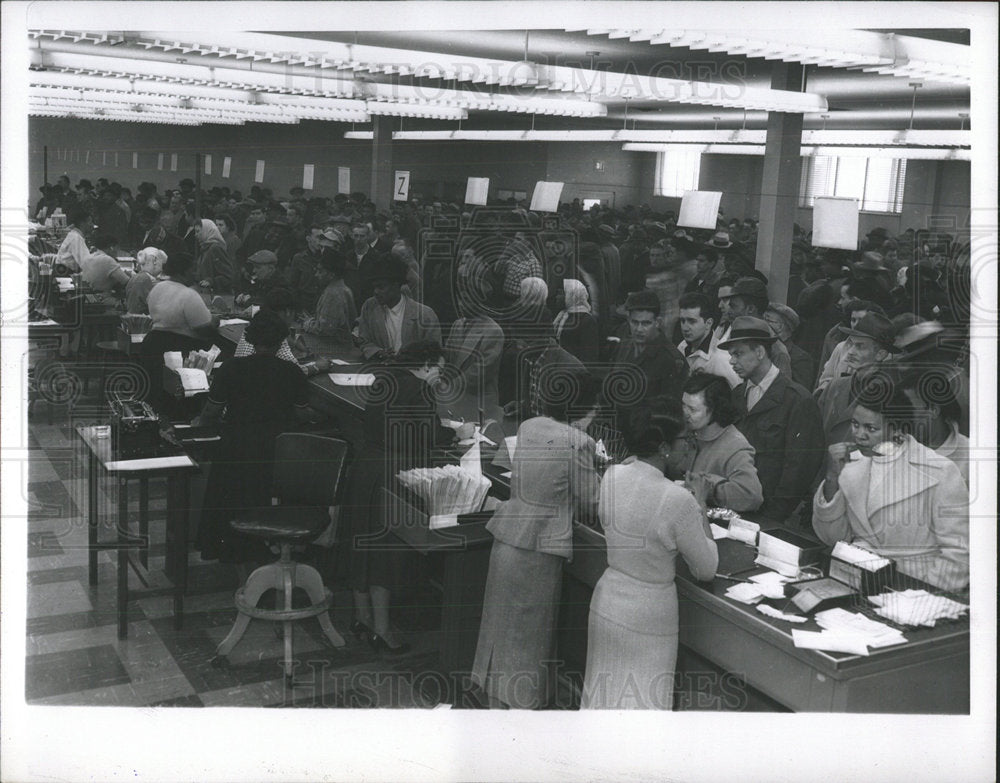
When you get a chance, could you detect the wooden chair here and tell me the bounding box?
[212,433,349,682]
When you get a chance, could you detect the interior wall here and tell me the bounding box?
[30,118,971,238]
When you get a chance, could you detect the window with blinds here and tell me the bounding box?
[655,149,701,198]
[799,156,907,212]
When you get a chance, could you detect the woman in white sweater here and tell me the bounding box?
[581,399,718,710]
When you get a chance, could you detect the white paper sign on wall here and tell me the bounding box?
[170,153,178,172]
[222,157,232,178]
[157,153,164,170]
[254,160,265,183]
[303,164,315,191]
[529,181,564,213]
[465,177,490,206]
[394,171,411,201]
[678,190,723,230]
[338,167,351,194]
[132,152,138,169]
[813,197,860,250]
[204,154,212,175]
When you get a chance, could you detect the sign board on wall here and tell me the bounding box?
[394,171,411,201]
[254,160,266,183]
[204,155,212,175]
[465,177,489,206]
[813,197,860,250]
[678,190,723,230]
[529,181,564,213]
[303,164,315,191]
[222,157,232,178]
[338,167,351,194]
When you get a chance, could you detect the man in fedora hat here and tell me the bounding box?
[713,277,793,378]
[816,312,898,445]
[357,253,441,360]
[721,316,825,526]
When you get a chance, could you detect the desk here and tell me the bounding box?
[76,426,200,639]
[565,524,970,713]
[382,485,494,675]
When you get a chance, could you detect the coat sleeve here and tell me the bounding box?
[770,390,827,521]
[357,301,383,359]
[811,480,853,546]
[710,445,764,513]
[924,461,970,590]
[206,244,236,293]
[569,434,600,528]
[420,305,442,346]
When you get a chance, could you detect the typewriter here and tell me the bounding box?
[108,397,178,459]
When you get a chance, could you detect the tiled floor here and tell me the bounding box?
[21,393,470,710]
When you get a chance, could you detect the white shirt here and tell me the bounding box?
[383,297,407,353]
[678,333,741,389]
[746,363,780,410]
[55,227,89,272]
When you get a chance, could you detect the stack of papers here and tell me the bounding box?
[814,607,908,649]
[723,573,789,604]
[756,604,807,623]
[832,540,892,571]
[328,373,376,386]
[709,523,728,541]
[397,465,492,517]
[726,517,760,545]
[869,590,969,627]
[218,318,249,327]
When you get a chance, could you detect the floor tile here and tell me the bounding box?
[27,580,94,619]
[25,645,130,701]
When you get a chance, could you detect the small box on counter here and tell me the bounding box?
[789,576,857,614]
[829,541,896,596]
[755,528,826,577]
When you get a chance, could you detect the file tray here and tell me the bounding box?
[788,576,857,614]
[829,541,896,596]
[757,528,826,569]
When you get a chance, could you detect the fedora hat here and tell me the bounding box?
[730,276,769,301]
[708,230,733,249]
[838,312,898,352]
[717,316,778,350]
[853,251,889,273]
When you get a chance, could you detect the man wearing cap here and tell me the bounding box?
[608,290,689,420]
[357,254,441,360]
[722,316,825,526]
[714,277,793,377]
[237,249,288,304]
[764,302,816,390]
[816,313,899,445]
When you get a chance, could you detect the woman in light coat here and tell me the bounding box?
[813,370,968,591]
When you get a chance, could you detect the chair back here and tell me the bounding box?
[272,433,349,508]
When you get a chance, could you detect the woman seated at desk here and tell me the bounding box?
[813,367,969,591]
[233,287,331,376]
[80,232,132,305]
[341,340,474,655]
[581,398,718,710]
[194,310,313,565]
[145,251,218,349]
[472,366,600,709]
[125,247,165,315]
[676,372,764,514]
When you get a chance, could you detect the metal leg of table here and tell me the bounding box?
[88,452,99,586]
[166,474,190,629]
[117,477,130,640]
[138,477,149,569]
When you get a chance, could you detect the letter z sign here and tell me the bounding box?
[394,171,410,202]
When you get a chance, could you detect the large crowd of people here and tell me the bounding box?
[37,171,973,709]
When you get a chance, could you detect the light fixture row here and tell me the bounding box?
[30,30,829,114]
[568,27,970,85]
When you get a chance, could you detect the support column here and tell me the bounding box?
[370,115,395,207]
[755,62,804,305]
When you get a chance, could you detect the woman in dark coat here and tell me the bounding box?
[194,310,311,564]
[342,340,472,654]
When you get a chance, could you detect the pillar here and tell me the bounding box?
[370,115,395,207]
[755,62,804,305]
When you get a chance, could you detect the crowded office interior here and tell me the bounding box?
[16,22,986,714]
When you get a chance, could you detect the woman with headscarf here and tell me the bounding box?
[553,278,599,366]
[191,218,237,294]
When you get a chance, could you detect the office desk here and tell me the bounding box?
[382,484,494,675]
[76,426,199,639]
[566,524,970,713]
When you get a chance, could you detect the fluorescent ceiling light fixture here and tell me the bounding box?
[621,142,971,161]
[569,28,970,85]
[31,30,829,114]
[343,131,374,140]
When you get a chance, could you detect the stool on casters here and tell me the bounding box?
[212,433,349,682]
